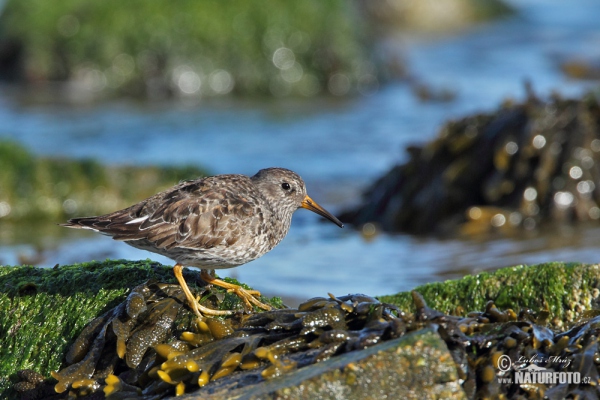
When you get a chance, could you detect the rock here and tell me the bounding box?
[358,0,513,34]
[201,328,466,400]
[0,260,276,399]
[3,261,600,399]
[341,91,600,235]
[379,262,600,329]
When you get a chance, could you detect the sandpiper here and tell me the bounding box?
[63,167,343,319]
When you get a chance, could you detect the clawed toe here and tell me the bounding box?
[173,265,271,321]
[173,264,232,321]
[201,270,271,311]
[228,286,271,310]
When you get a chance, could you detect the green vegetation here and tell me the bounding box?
[0,140,208,224]
[0,0,378,97]
[0,260,282,398]
[380,262,600,327]
[0,260,597,397]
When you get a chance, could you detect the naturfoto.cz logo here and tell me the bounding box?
[496,354,591,385]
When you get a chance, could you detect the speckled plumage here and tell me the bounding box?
[63,168,343,269]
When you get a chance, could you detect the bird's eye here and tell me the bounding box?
[281,182,291,191]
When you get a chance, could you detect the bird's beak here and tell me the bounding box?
[301,195,344,228]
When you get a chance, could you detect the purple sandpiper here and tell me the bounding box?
[62,167,343,319]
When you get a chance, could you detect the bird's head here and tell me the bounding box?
[252,168,343,228]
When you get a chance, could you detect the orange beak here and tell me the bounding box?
[300,195,344,228]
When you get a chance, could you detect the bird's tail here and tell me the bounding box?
[60,217,104,231]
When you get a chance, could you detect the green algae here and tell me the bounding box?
[0,260,281,398]
[0,0,377,98]
[2,260,599,398]
[379,262,600,326]
[0,139,208,225]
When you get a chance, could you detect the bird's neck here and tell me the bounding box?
[268,207,294,247]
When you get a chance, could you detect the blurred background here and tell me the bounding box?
[1,0,600,304]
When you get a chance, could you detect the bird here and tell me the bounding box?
[62,167,344,320]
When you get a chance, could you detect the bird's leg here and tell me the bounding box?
[173,264,232,318]
[200,270,272,311]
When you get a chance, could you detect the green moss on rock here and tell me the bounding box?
[379,262,600,326]
[2,261,598,398]
[0,260,280,398]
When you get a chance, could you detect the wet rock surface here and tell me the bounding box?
[341,91,600,236]
[13,277,600,399]
[220,328,466,400]
[15,289,410,399]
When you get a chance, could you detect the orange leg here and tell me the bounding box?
[200,270,271,311]
[173,264,232,318]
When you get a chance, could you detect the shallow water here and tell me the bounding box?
[1,0,600,304]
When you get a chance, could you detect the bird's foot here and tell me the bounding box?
[200,270,272,311]
[227,285,271,310]
[173,265,232,323]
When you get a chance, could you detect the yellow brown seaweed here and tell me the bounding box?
[14,283,600,399]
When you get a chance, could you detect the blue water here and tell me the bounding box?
[1,0,600,303]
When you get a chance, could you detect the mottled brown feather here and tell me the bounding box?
[62,168,342,269]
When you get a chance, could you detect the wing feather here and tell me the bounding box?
[63,175,263,252]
